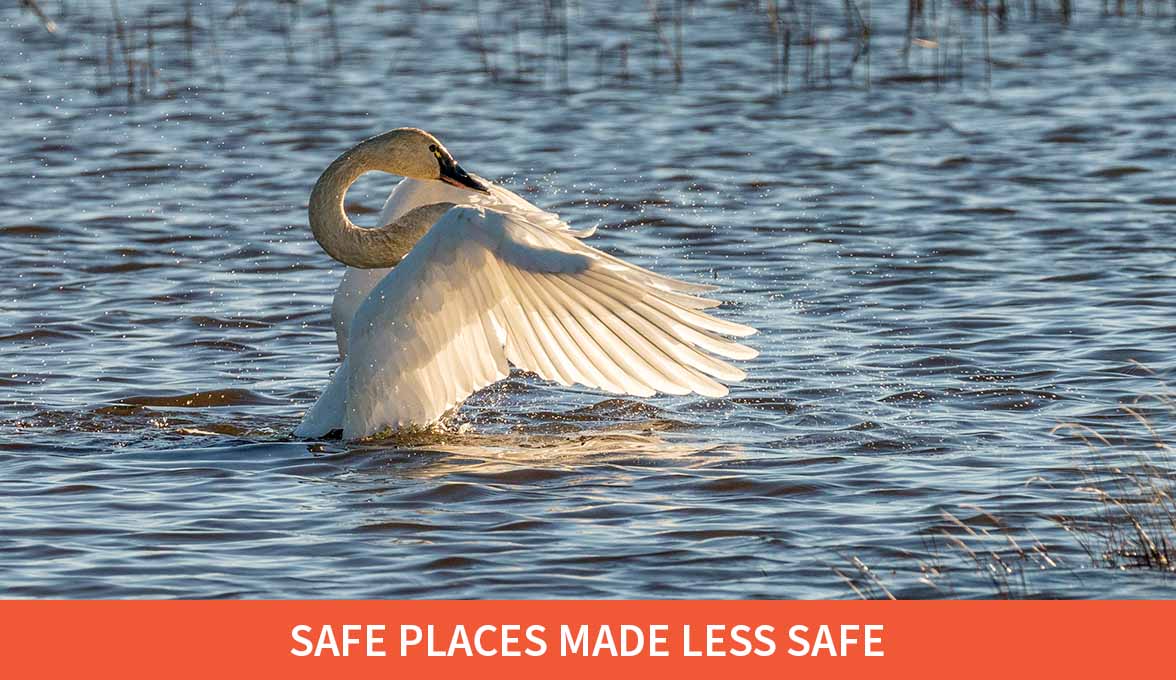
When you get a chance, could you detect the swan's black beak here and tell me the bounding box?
[439,157,490,193]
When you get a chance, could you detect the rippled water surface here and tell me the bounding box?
[2,1,1175,598]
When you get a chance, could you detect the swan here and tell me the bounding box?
[294,128,757,440]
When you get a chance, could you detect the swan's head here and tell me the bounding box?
[364,128,489,193]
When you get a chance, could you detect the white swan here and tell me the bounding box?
[295,128,757,440]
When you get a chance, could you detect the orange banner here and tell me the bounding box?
[1,600,1169,679]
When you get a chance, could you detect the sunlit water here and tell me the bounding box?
[2,1,1174,598]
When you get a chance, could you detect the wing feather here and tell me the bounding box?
[578,269,759,361]
[501,265,589,387]
[491,268,562,382]
[553,274,723,396]
[539,274,661,397]
[513,268,630,394]
[573,271,748,382]
[498,264,577,386]
[512,268,613,391]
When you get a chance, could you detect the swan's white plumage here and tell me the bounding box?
[297,181,757,441]
[331,178,477,356]
[330,177,598,356]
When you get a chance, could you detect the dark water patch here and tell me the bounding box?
[1088,166,1150,179]
[404,483,496,504]
[421,556,491,571]
[655,528,787,542]
[879,390,942,404]
[898,355,975,370]
[119,389,283,408]
[0,329,81,343]
[485,520,553,533]
[83,261,166,274]
[189,316,272,329]
[942,206,1018,217]
[695,477,823,498]
[730,397,798,413]
[564,399,672,420]
[457,468,577,485]
[79,164,182,177]
[1,224,59,236]
[356,520,438,534]
[33,484,110,496]
[178,340,255,352]
[1042,271,1106,283]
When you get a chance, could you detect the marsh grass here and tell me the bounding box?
[1051,369,1176,572]
[20,0,57,34]
[832,554,896,600]
[15,1,1176,104]
[835,504,1063,599]
[836,365,1176,599]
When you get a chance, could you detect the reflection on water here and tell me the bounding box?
[344,431,721,479]
[2,1,1175,598]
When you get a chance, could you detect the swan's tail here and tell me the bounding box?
[293,358,350,438]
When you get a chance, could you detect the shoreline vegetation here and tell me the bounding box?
[839,363,1175,599]
[13,1,1176,104]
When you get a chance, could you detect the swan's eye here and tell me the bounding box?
[429,144,442,159]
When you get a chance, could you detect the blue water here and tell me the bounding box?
[1,1,1174,598]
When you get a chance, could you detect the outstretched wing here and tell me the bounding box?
[314,206,757,440]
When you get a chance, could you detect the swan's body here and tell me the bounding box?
[295,129,757,440]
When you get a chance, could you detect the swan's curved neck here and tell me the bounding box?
[308,147,451,269]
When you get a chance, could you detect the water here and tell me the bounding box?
[2,1,1174,598]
